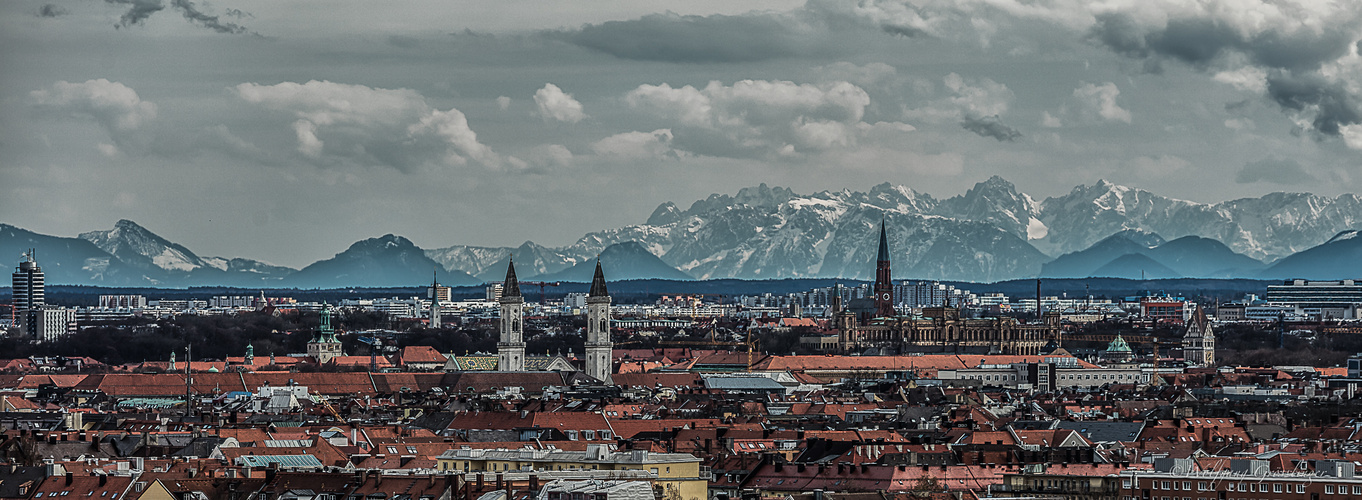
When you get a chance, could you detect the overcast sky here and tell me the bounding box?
[4,0,1362,268]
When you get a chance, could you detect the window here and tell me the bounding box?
[1353,486,1361,495]
[388,446,398,454]
[1325,485,1334,494]
[651,468,659,475]
[407,446,418,454]
[1248,484,1255,493]
[1183,482,1191,490]
[1123,480,1132,489]
[567,430,578,440]
[1296,484,1305,493]
[1273,484,1282,493]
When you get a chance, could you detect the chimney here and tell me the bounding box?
[99,475,107,487]
[65,472,73,485]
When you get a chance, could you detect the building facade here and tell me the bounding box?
[584,260,613,384]
[1117,459,1360,500]
[306,303,343,363]
[1182,306,1216,367]
[498,259,527,372]
[833,226,1054,355]
[12,251,45,339]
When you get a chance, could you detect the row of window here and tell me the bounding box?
[1060,373,1136,381]
[564,430,612,440]
[33,492,118,498]
[1126,479,1362,495]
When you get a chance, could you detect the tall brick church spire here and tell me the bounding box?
[873,219,896,318]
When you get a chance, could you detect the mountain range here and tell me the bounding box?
[3,177,1361,287]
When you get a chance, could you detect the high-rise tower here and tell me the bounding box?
[497,258,526,371]
[12,250,44,339]
[584,259,613,384]
[873,220,896,318]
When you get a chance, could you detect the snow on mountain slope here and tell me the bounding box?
[80,219,208,272]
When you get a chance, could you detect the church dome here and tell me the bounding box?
[1106,334,1132,353]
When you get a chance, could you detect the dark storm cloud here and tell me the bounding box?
[1091,12,1357,72]
[171,0,249,34]
[1086,4,1362,141]
[38,4,68,17]
[105,0,251,34]
[1236,158,1313,185]
[1265,70,1362,137]
[106,0,164,28]
[960,115,1021,142]
[554,12,810,63]
[549,0,943,64]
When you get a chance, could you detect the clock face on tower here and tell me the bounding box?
[881,293,890,300]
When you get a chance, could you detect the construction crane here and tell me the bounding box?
[318,397,344,422]
[520,281,561,304]
[357,336,381,372]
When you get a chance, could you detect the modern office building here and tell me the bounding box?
[12,251,45,339]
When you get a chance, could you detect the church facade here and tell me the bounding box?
[834,221,1054,356]
[449,257,612,380]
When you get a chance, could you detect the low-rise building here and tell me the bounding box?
[437,445,707,500]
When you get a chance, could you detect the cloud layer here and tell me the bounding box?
[623,79,895,158]
[30,79,157,151]
[234,80,509,171]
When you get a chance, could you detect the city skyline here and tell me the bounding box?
[4,1,1362,268]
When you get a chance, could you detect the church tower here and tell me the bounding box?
[307,303,343,364]
[497,258,526,371]
[584,259,613,384]
[429,267,442,329]
[873,220,897,318]
[1182,306,1216,367]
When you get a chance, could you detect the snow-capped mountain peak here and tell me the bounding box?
[79,219,207,272]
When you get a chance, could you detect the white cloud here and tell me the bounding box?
[533,83,587,123]
[1040,111,1063,128]
[1213,67,1268,93]
[292,119,323,158]
[1342,124,1362,150]
[1130,155,1188,176]
[496,96,512,111]
[234,80,506,171]
[526,144,574,168]
[1072,82,1132,123]
[904,73,1021,140]
[30,79,158,141]
[624,79,900,157]
[590,129,680,160]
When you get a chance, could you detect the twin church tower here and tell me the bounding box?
[497,257,613,383]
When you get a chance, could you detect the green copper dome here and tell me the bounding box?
[1107,333,1132,353]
